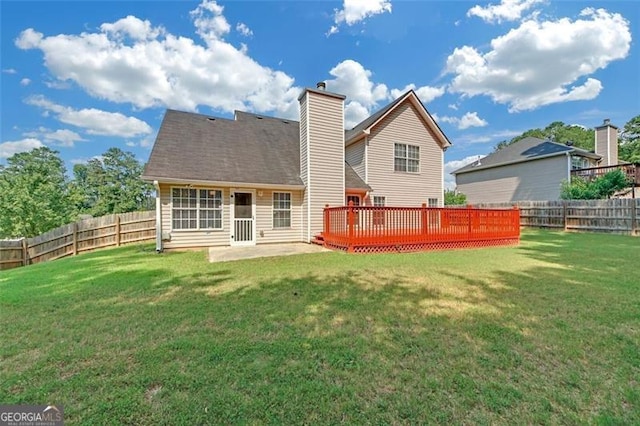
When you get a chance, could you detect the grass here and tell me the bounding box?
[1,229,639,424]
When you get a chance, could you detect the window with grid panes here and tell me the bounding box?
[272,192,291,228]
[171,188,222,230]
[394,143,419,173]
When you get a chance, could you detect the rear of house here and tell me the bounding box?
[143,85,451,250]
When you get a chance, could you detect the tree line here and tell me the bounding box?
[0,147,154,239]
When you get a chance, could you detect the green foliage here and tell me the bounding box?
[561,170,631,200]
[444,190,467,205]
[0,147,75,238]
[495,121,593,152]
[619,115,640,163]
[72,148,154,216]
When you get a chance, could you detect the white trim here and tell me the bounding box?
[170,186,224,232]
[153,181,162,252]
[272,191,292,229]
[341,94,346,198]
[305,93,312,243]
[566,152,571,182]
[364,136,369,183]
[230,189,256,246]
[144,177,304,190]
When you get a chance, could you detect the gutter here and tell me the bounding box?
[142,176,305,191]
[153,180,163,253]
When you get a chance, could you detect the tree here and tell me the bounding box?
[444,190,467,205]
[619,115,640,163]
[495,122,593,152]
[0,147,75,238]
[72,148,154,216]
[561,170,631,200]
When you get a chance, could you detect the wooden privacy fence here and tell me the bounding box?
[473,199,640,235]
[0,211,155,271]
[321,203,520,253]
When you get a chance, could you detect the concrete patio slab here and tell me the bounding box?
[208,243,331,263]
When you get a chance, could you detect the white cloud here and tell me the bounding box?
[448,104,459,111]
[190,0,231,45]
[0,138,44,159]
[436,112,488,130]
[26,95,152,137]
[236,22,253,37]
[15,1,300,119]
[467,0,543,24]
[20,78,31,86]
[2,68,18,74]
[329,0,392,35]
[327,60,444,128]
[444,155,486,189]
[446,8,631,112]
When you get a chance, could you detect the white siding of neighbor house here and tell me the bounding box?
[300,90,345,241]
[455,155,569,204]
[158,184,303,249]
[366,101,444,206]
[345,139,366,181]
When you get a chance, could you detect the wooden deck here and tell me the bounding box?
[571,163,640,186]
[319,203,520,253]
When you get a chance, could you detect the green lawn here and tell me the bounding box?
[1,230,638,424]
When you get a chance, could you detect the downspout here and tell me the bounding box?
[153,180,163,253]
[566,152,571,183]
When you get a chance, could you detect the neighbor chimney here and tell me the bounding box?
[316,81,326,90]
[595,118,619,166]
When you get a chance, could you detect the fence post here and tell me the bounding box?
[347,201,355,253]
[72,222,78,256]
[631,199,638,236]
[562,200,568,231]
[21,238,29,266]
[116,215,121,247]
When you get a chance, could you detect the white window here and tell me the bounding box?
[428,198,439,208]
[172,188,222,230]
[373,196,386,226]
[273,192,291,228]
[394,143,420,173]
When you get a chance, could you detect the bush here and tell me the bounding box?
[561,170,631,200]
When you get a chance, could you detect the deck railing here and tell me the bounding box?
[322,203,520,253]
[571,163,640,185]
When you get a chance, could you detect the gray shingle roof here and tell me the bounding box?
[142,109,304,186]
[144,109,374,190]
[345,162,371,191]
[452,137,601,175]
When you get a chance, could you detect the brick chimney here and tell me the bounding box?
[595,118,619,166]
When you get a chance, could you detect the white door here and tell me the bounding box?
[231,190,256,246]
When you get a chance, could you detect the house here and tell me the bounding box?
[142,84,452,250]
[452,120,625,203]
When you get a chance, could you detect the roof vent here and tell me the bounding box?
[316,81,326,91]
[207,117,216,121]
[603,118,610,126]
[565,140,574,146]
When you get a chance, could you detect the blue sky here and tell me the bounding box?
[1,0,638,188]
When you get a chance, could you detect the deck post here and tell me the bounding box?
[421,203,428,235]
[324,204,330,242]
[347,201,355,252]
[467,205,472,239]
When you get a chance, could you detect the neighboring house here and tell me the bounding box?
[142,85,452,250]
[452,137,602,204]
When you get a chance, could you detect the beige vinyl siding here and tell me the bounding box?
[366,102,443,206]
[299,97,309,241]
[345,139,366,181]
[305,91,345,238]
[159,184,303,248]
[255,190,304,244]
[159,184,229,249]
[596,126,618,166]
[456,155,569,203]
